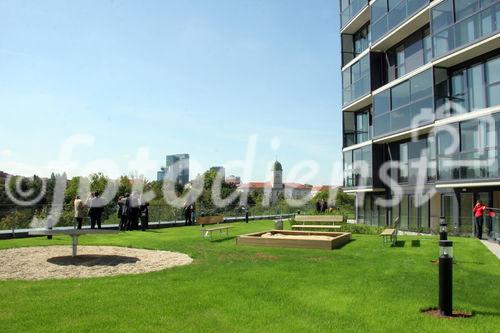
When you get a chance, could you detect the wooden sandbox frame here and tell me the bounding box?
[236,230,352,250]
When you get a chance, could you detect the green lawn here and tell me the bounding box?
[0,221,498,333]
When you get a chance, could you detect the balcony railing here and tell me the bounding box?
[371,0,429,44]
[341,0,368,30]
[432,1,500,59]
[373,96,434,138]
[343,76,371,107]
[437,148,500,181]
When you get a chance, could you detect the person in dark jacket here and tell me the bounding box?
[117,194,129,231]
[86,192,97,229]
[184,204,192,226]
[127,192,140,230]
[316,200,321,213]
[94,192,104,229]
[139,196,149,231]
[321,200,328,213]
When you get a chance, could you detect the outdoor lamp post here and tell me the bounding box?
[440,217,448,241]
[439,240,453,316]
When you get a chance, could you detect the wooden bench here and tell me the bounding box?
[291,215,343,231]
[380,218,399,245]
[196,216,232,240]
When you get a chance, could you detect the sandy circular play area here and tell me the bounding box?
[0,246,193,281]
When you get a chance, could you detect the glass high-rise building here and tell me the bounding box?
[163,154,190,186]
[340,0,500,239]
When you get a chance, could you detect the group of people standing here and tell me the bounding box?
[73,192,149,231]
[117,193,149,231]
[472,200,496,240]
[316,199,329,213]
[73,192,105,229]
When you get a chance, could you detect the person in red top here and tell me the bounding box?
[472,200,486,239]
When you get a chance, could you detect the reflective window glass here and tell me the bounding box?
[371,0,388,23]
[461,120,480,151]
[486,56,500,84]
[374,90,391,116]
[391,81,410,109]
[468,64,486,110]
[431,0,454,33]
[411,70,433,101]
[455,0,479,21]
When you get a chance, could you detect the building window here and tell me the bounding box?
[341,23,371,67]
[343,108,372,147]
[437,55,500,119]
[342,54,371,106]
[354,24,370,54]
[486,56,500,106]
[399,143,409,183]
[373,69,434,138]
[371,0,429,43]
[344,145,373,188]
[431,0,500,58]
[436,113,500,181]
[388,27,431,80]
[341,0,368,29]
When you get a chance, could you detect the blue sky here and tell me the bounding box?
[0,0,342,184]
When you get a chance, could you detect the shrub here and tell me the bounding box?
[341,224,385,235]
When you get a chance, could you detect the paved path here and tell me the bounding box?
[480,240,500,260]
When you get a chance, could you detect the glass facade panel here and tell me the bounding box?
[437,114,500,182]
[399,143,409,182]
[391,106,412,131]
[373,90,391,116]
[432,1,500,58]
[486,55,500,84]
[488,83,500,106]
[344,145,373,188]
[371,0,387,22]
[342,54,371,107]
[341,0,369,29]
[373,69,433,137]
[455,0,480,21]
[461,120,480,151]
[468,63,486,110]
[432,0,454,33]
[391,81,410,109]
[411,70,433,101]
[409,195,419,230]
[373,113,391,137]
[439,56,500,119]
[371,0,429,43]
[400,195,409,229]
[460,193,474,231]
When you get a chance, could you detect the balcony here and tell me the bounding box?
[437,148,500,182]
[432,0,500,61]
[343,109,371,148]
[372,69,434,139]
[371,0,429,46]
[341,0,369,32]
[343,145,373,188]
[342,53,371,108]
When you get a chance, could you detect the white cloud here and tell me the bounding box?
[0,149,12,158]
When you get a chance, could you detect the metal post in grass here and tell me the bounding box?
[438,240,453,316]
[439,216,448,241]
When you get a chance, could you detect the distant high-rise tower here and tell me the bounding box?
[163,154,190,186]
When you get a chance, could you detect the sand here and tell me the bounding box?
[0,246,193,281]
[260,232,334,241]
